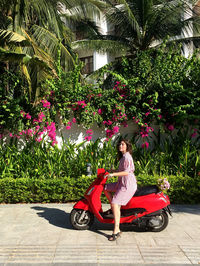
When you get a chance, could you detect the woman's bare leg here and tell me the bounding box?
[111,203,121,234]
[104,190,113,205]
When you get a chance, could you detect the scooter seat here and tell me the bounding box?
[134,185,159,197]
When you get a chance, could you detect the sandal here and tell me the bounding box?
[108,232,122,241]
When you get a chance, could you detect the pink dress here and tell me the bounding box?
[105,152,137,206]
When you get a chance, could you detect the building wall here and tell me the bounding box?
[55,121,139,148]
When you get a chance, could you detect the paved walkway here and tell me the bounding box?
[0,203,200,265]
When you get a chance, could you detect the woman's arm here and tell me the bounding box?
[108,171,128,177]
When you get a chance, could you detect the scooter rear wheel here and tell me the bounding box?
[70,209,94,230]
[148,211,169,232]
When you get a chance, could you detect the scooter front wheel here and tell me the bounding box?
[70,209,94,230]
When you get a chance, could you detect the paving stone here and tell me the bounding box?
[0,204,200,264]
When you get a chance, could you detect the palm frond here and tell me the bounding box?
[62,0,107,21]
[72,39,128,54]
[0,47,51,69]
[0,47,31,62]
[0,30,30,47]
[111,0,141,40]
[30,25,75,70]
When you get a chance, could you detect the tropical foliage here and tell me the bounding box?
[73,0,200,55]
[0,173,200,204]
[1,44,200,141]
[0,135,199,203]
[0,0,200,204]
[0,0,106,102]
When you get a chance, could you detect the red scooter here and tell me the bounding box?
[70,168,172,232]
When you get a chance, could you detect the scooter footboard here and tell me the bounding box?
[73,198,92,211]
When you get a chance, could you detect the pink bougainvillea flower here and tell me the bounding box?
[67,121,72,126]
[26,113,31,120]
[106,129,114,139]
[145,111,150,117]
[9,133,13,137]
[97,109,102,115]
[72,118,76,123]
[142,142,149,149]
[27,129,33,137]
[77,100,87,108]
[41,99,51,109]
[33,118,39,124]
[38,131,45,136]
[140,131,148,138]
[47,122,56,142]
[158,114,162,119]
[20,110,26,117]
[48,131,56,141]
[38,112,45,122]
[113,126,119,134]
[86,129,93,135]
[107,120,112,125]
[66,126,71,130]
[35,137,42,142]
[51,140,58,146]
[191,128,198,138]
[85,136,92,141]
[167,124,174,131]
[121,121,128,128]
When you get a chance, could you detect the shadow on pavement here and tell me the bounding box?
[31,206,112,239]
[31,206,72,229]
[31,206,151,235]
[93,219,148,233]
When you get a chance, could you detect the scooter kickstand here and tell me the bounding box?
[78,210,86,223]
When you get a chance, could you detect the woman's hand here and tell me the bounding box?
[105,173,114,178]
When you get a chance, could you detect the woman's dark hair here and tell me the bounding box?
[117,138,133,160]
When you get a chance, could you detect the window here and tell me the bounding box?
[80,56,93,74]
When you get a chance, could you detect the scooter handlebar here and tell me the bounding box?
[97,168,109,180]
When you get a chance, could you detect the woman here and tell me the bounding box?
[104,138,137,241]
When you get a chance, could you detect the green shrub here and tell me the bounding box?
[0,175,93,203]
[0,174,199,204]
[137,174,200,204]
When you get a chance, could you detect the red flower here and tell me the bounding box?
[142,142,149,149]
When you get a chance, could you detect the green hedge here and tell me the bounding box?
[137,175,200,204]
[0,174,199,204]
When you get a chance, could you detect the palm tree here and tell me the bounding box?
[73,0,200,55]
[0,0,106,102]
